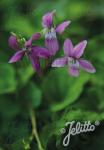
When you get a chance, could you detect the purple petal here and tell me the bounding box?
[42,11,55,28]
[25,38,32,48]
[31,46,51,58]
[52,57,67,67]
[79,59,96,73]
[32,33,41,40]
[56,21,71,34]
[64,39,73,56]
[73,40,87,58]
[9,50,25,63]
[68,66,79,77]
[8,35,19,50]
[28,53,41,74]
[45,38,59,55]
[25,33,41,48]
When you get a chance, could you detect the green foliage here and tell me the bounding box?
[42,68,90,111]
[0,64,17,94]
[16,62,34,88]
[0,95,20,118]
[0,0,104,149]
[25,82,42,108]
[5,15,35,37]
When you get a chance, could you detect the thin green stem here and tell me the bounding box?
[29,108,44,150]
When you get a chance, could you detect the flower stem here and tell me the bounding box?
[29,108,44,150]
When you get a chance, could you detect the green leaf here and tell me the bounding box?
[5,14,35,36]
[11,139,24,150]
[65,1,89,19]
[25,82,42,108]
[42,68,90,111]
[87,35,104,87]
[17,62,34,88]
[2,119,30,150]
[0,64,17,94]
[88,34,104,63]
[59,109,104,127]
[0,95,20,118]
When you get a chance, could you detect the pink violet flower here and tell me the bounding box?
[8,33,50,74]
[52,39,96,77]
[42,10,71,55]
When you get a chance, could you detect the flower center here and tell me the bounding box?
[68,57,79,68]
[45,28,57,39]
[23,47,27,51]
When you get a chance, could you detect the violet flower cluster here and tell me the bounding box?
[9,10,96,77]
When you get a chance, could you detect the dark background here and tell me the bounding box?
[0,0,104,149]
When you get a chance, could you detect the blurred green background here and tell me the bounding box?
[0,0,104,149]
